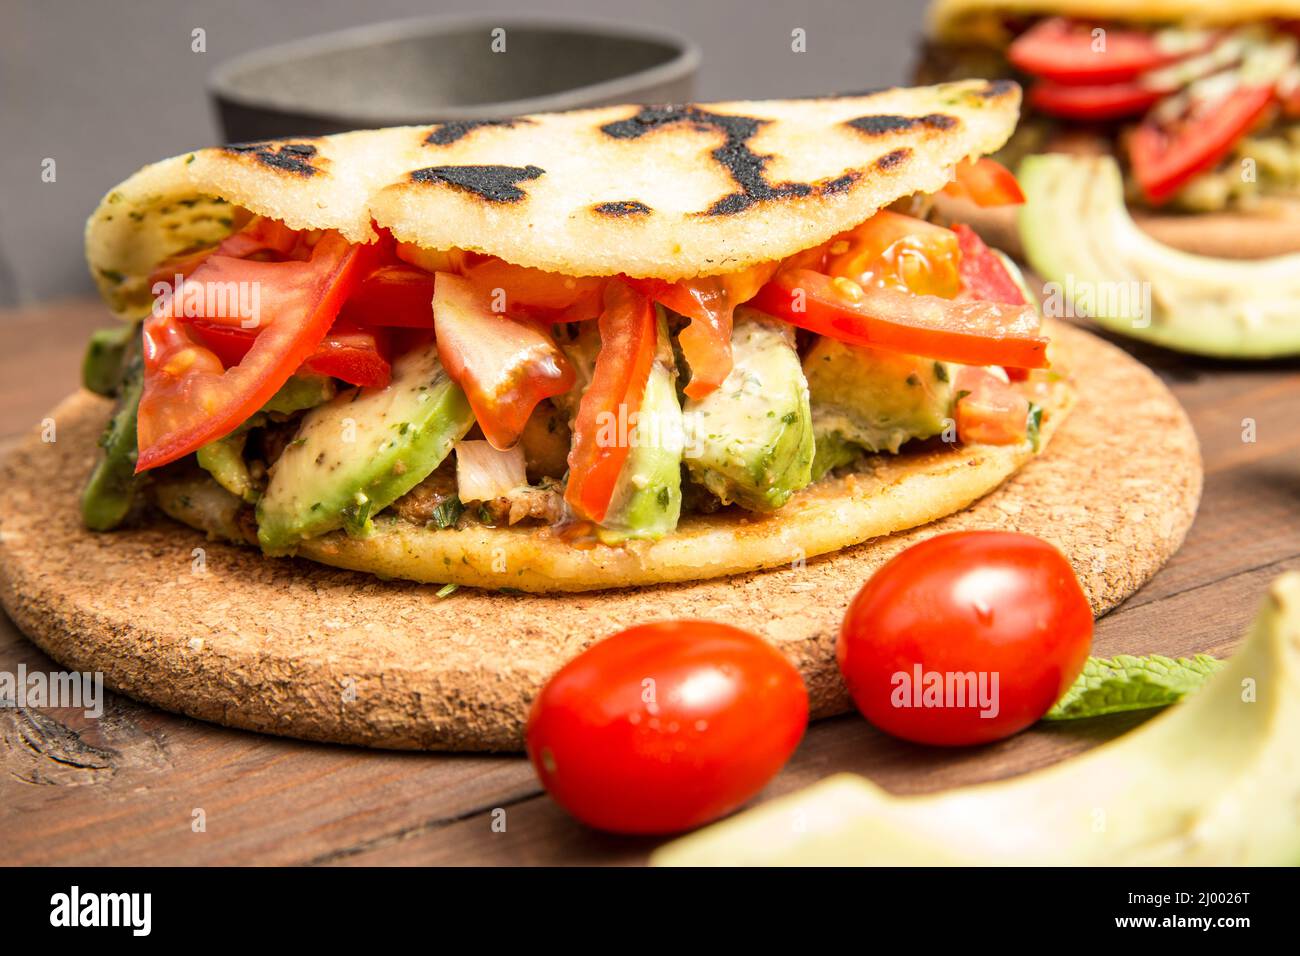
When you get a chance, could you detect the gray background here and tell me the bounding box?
[0,0,926,307]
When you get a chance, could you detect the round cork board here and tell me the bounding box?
[0,323,1201,751]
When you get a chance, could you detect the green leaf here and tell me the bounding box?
[1026,402,1044,452]
[1043,653,1224,721]
[430,496,464,530]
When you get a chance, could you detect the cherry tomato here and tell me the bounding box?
[837,532,1092,746]
[526,620,808,834]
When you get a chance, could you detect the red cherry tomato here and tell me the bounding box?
[837,532,1092,746]
[526,621,808,834]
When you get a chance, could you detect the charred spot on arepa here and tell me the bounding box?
[222,141,321,176]
[844,114,958,137]
[409,164,545,203]
[593,200,652,218]
[875,148,912,171]
[818,171,860,195]
[600,104,830,217]
[423,119,534,146]
[978,79,1018,99]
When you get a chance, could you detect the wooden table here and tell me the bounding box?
[1,299,1296,865]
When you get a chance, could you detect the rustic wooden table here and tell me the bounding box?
[0,298,1296,866]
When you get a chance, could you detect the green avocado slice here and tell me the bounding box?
[256,342,473,553]
[1019,153,1300,358]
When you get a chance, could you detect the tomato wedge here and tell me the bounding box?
[301,321,392,387]
[339,263,437,327]
[940,159,1025,207]
[953,366,1031,446]
[626,263,774,399]
[1028,80,1163,120]
[147,216,303,287]
[187,317,392,388]
[954,224,1027,306]
[750,268,1049,369]
[1130,84,1276,204]
[136,231,367,472]
[1008,17,1196,85]
[432,272,575,450]
[565,281,657,523]
[463,257,605,322]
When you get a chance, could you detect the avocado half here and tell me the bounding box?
[1018,154,1300,359]
[653,572,1300,866]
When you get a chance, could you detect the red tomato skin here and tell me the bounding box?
[1130,85,1276,205]
[1028,80,1162,120]
[526,621,808,835]
[837,532,1092,746]
[1008,17,1192,86]
[954,224,1026,306]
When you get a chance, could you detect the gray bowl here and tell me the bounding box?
[210,16,700,142]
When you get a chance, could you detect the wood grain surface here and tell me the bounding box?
[0,299,1295,865]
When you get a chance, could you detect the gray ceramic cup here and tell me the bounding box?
[210,16,700,141]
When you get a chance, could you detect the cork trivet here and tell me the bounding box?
[0,323,1201,750]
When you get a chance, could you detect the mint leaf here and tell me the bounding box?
[1042,653,1224,721]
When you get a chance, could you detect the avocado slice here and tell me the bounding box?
[256,342,474,553]
[196,375,338,504]
[81,323,138,397]
[683,310,813,511]
[804,337,956,456]
[80,355,143,531]
[654,572,1300,866]
[1019,153,1300,358]
[196,433,257,504]
[599,312,683,540]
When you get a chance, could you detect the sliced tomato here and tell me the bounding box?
[1008,17,1196,85]
[462,257,605,322]
[565,281,657,523]
[953,366,1031,446]
[626,262,774,399]
[189,311,393,389]
[136,231,367,472]
[954,224,1027,306]
[433,272,575,450]
[1028,80,1163,120]
[940,159,1026,207]
[301,321,392,387]
[821,210,962,297]
[1130,84,1276,204]
[184,320,255,368]
[750,268,1049,369]
[147,216,303,288]
[215,216,303,261]
[339,263,437,327]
